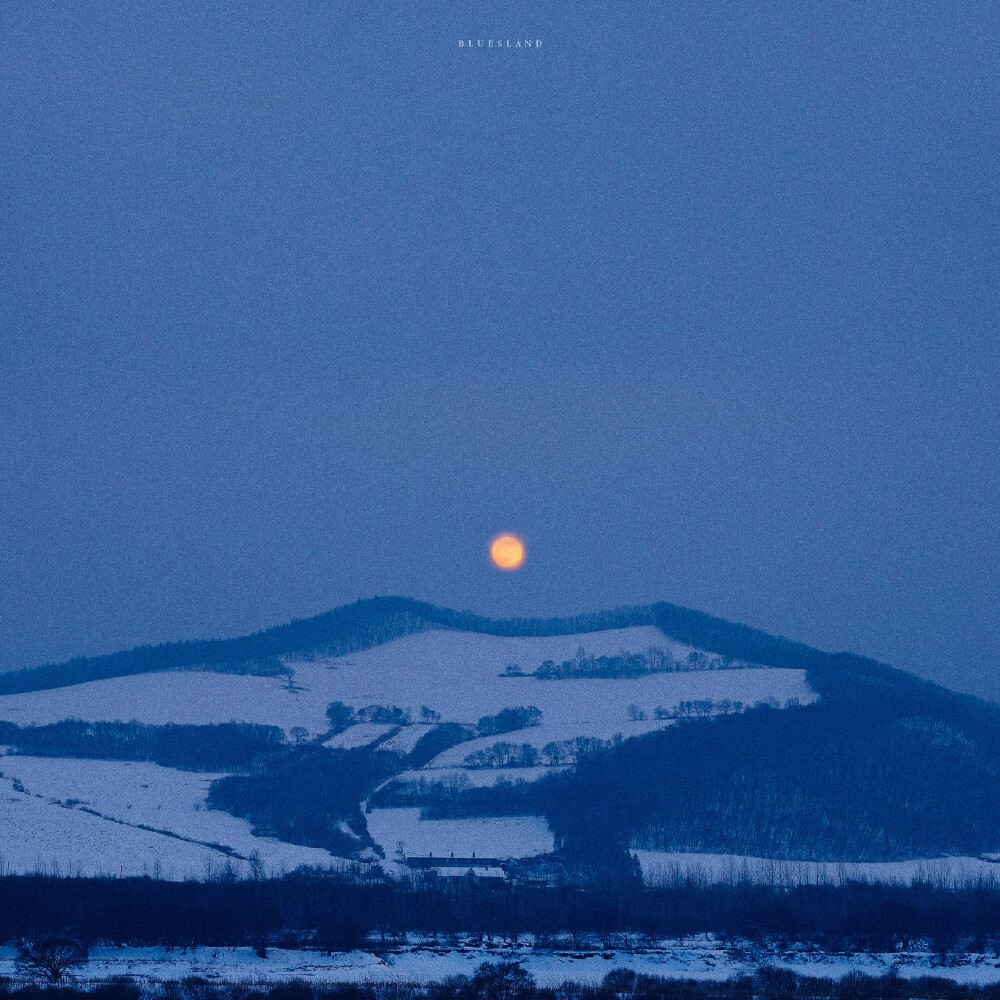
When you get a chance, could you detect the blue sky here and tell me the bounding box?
[1,3,998,697]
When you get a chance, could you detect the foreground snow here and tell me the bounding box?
[4,940,1000,986]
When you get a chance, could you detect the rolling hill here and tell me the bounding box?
[1,597,998,881]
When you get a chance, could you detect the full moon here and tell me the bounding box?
[490,533,526,571]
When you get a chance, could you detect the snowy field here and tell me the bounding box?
[634,849,1000,888]
[0,754,338,878]
[0,783,241,879]
[324,723,398,749]
[0,628,815,873]
[367,807,554,860]
[0,628,814,738]
[4,941,1000,986]
[380,725,436,754]
[324,724,436,753]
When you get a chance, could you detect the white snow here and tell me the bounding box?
[0,627,816,871]
[367,807,554,861]
[0,628,814,738]
[380,724,436,754]
[324,723,398,749]
[428,719,673,767]
[0,754,340,878]
[0,785,236,879]
[634,849,1000,887]
[0,670,324,734]
[3,941,1000,986]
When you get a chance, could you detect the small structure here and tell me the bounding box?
[404,853,507,882]
[504,854,571,886]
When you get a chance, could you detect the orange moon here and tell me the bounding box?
[490,533,526,571]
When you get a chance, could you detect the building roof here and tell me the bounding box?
[405,855,503,869]
[423,866,506,879]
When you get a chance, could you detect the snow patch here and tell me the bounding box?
[634,849,1000,887]
[367,807,554,861]
[0,629,813,741]
[0,754,340,877]
[324,723,398,749]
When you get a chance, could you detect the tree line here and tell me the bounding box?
[502,646,754,680]
[6,872,1000,953]
[542,694,1000,862]
[0,597,659,697]
[0,721,285,773]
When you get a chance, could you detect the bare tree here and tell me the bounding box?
[471,961,535,1000]
[247,850,265,880]
[16,939,89,983]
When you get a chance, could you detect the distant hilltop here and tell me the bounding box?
[4,593,899,696]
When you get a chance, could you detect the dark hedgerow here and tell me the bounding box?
[2,873,1000,952]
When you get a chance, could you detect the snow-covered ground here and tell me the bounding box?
[4,940,1000,986]
[0,784,239,879]
[0,628,814,738]
[634,849,1000,887]
[0,754,339,878]
[324,723,398,749]
[428,720,672,767]
[0,628,815,871]
[380,724,436,754]
[367,807,554,861]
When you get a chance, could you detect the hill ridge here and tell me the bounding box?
[2,596,982,722]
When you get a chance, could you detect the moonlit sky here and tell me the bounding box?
[1,4,998,697]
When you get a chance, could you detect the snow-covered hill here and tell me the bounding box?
[4,601,1000,884]
[0,626,813,735]
[0,623,816,878]
[0,755,336,878]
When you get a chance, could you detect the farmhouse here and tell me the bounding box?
[404,853,506,881]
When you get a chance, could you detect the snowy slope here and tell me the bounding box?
[324,723,398,748]
[0,783,236,879]
[633,849,1000,888]
[0,754,339,878]
[380,724,436,754]
[0,627,814,737]
[366,807,554,861]
[426,719,673,766]
[2,608,995,882]
[0,625,818,871]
